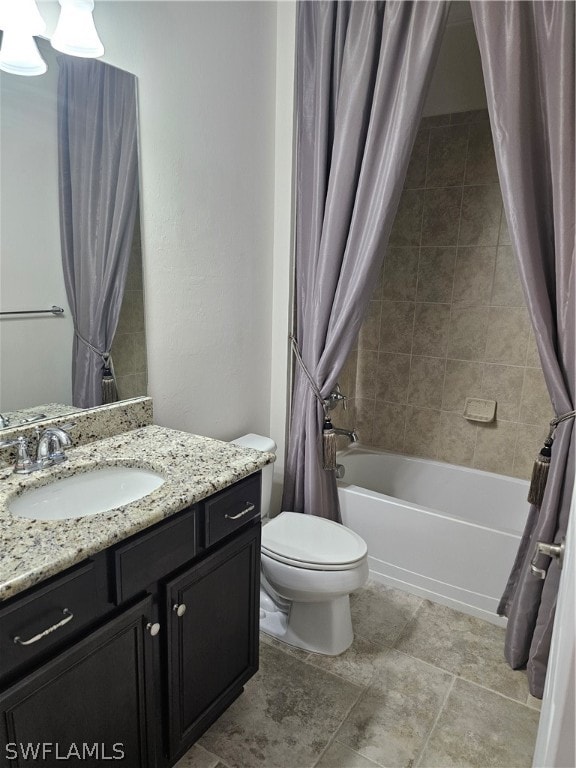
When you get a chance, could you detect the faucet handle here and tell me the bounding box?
[0,436,35,474]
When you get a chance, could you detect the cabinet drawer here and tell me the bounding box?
[0,556,111,684]
[113,506,198,604]
[204,473,261,548]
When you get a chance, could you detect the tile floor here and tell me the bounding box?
[175,581,541,768]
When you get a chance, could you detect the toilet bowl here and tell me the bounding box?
[231,434,369,656]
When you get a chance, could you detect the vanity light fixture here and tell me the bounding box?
[51,0,104,59]
[0,0,47,76]
[0,0,104,78]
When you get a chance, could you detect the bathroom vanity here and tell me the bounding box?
[0,425,272,767]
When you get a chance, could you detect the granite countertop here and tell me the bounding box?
[0,425,274,602]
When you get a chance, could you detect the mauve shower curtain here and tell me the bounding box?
[58,58,139,408]
[282,1,449,520]
[471,1,575,697]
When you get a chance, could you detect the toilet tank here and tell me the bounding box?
[230,434,277,518]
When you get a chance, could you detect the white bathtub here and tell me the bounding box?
[337,447,530,625]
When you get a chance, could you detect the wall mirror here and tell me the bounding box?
[0,36,147,430]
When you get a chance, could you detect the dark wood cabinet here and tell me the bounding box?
[166,524,260,757]
[0,472,261,768]
[0,597,156,768]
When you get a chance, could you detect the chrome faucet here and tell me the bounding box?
[0,425,73,475]
[0,413,9,428]
[334,428,359,443]
[35,426,73,468]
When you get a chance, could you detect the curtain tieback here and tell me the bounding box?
[527,409,576,506]
[74,329,118,404]
[289,334,337,471]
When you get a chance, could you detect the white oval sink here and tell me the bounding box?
[8,466,165,521]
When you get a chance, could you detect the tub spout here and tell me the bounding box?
[334,428,359,443]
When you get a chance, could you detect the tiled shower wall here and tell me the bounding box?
[111,211,148,400]
[336,110,553,480]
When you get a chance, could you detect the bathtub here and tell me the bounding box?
[337,447,530,626]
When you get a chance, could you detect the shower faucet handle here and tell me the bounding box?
[325,384,348,411]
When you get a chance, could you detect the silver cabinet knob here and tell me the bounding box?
[146,622,161,637]
[172,603,187,617]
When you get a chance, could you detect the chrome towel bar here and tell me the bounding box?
[0,305,64,316]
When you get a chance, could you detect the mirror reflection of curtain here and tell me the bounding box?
[57,57,139,408]
[471,0,575,699]
[282,1,449,520]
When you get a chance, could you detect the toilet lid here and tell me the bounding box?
[261,511,367,570]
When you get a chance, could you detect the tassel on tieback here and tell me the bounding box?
[102,353,119,404]
[527,410,576,506]
[322,416,337,471]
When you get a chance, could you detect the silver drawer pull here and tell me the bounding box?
[13,608,74,646]
[225,502,255,521]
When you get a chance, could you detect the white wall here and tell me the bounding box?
[0,42,74,410]
[423,14,487,117]
[41,1,279,441]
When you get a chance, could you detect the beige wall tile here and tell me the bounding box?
[465,121,499,185]
[442,359,484,412]
[389,190,423,247]
[482,364,524,422]
[355,398,376,444]
[448,307,489,361]
[426,124,468,188]
[358,300,382,351]
[356,351,379,400]
[380,301,415,353]
[372,402,407,451]
[421,114,451,128]
[459,185,502,246]
[339,351,358,397]
[525,328,541,368]
[381,247,419,301]
[485,306,530,365]
[452,246,497,307]
[491,245,525,306]
[499,211,512,245]
[421,187,462,246]
[376,353,410,404]
[404,407,441,459]
[514,423,549,480]
[416,247,456,303]
[473,421,518,476]
[133,332,147,373]
[408,356,446,409]
[438,411,477,466]
[520,368,553,426]
[412,303,451,357]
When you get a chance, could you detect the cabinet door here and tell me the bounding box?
[0,597,156,768]
[166,522,260,758]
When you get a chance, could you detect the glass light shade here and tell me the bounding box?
[0,29,47,76]
[0,0,46,35]
[51,0,104,58]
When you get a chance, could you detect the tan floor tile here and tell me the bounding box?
[350,580,423,648]
[395,601,530,702]
[305,634,392,688]
[199,643,363,768]
[418,678,539,767]
[315,741,384,768]
[174,744,222,768]
[337,650,453,767]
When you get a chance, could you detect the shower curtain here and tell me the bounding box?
[282,0,449,521]
[58,58,139,409]
[471,1,575,697]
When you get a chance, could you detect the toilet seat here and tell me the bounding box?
[261,511,367,572]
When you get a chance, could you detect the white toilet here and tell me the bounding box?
[231,434,368,656]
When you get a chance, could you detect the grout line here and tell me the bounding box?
[310,682,369,768]
[414,676,457,768]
